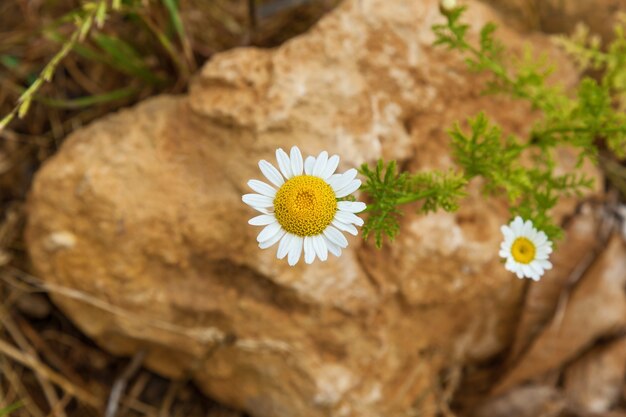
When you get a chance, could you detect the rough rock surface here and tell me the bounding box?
[25,0,605,416]
[482,0,624,42]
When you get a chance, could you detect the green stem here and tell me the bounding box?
[538,125,626,135]
[395,189,438,205]
[361,189,437,213]
[457,35,534,102]
[0,0,106,131]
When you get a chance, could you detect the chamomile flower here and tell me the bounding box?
[499,216,553,281]
[242,146,366,266]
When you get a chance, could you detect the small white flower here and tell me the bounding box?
[440,0,457,12]
[242,146,366,266]
[499,216,553,281]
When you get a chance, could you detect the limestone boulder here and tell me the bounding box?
[482,0,624,42]
[25,0,603,416]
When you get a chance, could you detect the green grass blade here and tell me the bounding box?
[161,0,184,39]
[45,30,112,64]
[160,0,194,72]
[45,30,165,85]
[0,402,23,416]
[0,55,20,69]
[35,86,139,109]
[92,33,164,84]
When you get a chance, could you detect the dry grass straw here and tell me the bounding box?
[0,271,242,416]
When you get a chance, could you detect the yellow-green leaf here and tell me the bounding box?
[95,1,107,28]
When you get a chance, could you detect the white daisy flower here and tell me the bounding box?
[499,216,553,281]
[242,146,366,266]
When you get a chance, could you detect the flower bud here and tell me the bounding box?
[439,0,457,14]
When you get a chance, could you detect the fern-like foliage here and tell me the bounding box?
[359,161,466,247]
[434,5,626,158]
[449,112,593,239]
[360,5,623,247]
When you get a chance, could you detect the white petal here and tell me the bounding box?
[500,239,513,254]
[504,258,517,272]
[522,220,533,236]
[312,235,328,261]
[327,173,341,183]
[537,259,552,270]
[499,248,510,258]
[288,236,303,266]
[321,155,340,179]
[500,225,514,240]
[313,151,329,177]
[527,261,540,274]
[304,236,315,264]
[335,179,362,198]
[304,156,315,175]
[323,226,348,248]
[535,240,548,252]
[521,264,533,278]
[535,231,548,246]
[277,233,294,259]
[243,194,274,208]
[248,180,276,197]
[536,244,553,257]
[259,229,286,249]
[290,146,303,176]
[276,148,293,179]
[328,169,357,192]
[332,219,358,236]
[337,201,366,213]
[259,160,284,187]
[257,222,282,243]
[324,236,342,257]
[334,210,364,226]
[248,214,276,226]
[511,216,524,234]
[532,269,542,281]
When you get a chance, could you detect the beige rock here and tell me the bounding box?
[475,385,566,417]
[482,0,624,42]
[564,337,626,414]
[181,0,340,56]
[25,0,604,416]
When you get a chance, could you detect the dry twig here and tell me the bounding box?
[104,349,147,417]
[0,337,102,408]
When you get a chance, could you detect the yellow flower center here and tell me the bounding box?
[273,175,337,237]
[511,237,536,264]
